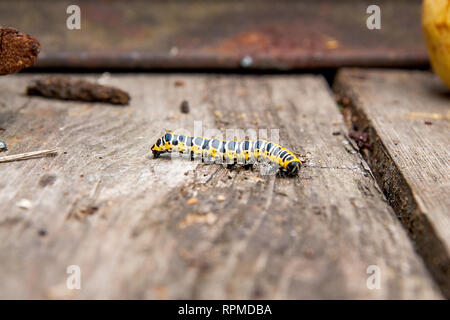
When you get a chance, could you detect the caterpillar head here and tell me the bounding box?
[286,160,301,176]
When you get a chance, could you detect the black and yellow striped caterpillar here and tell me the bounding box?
[151,132,301,176]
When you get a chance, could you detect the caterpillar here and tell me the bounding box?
[151,132,301,176]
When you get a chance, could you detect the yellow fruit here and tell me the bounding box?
[422,0,450,89]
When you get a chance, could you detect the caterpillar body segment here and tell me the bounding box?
[151,132,301,176]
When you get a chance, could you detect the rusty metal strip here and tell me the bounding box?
[0,0,428,70]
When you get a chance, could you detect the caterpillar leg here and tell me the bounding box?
[277,169,287,178]
[153,150,161,158]
[278,165,300,178]
[226,163,236,170]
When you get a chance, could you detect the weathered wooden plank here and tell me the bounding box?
[334,69,450,298]
[0,74,442,299]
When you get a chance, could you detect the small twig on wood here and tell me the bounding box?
[0,148,57,163]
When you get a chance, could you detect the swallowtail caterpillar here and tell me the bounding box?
[152,132,301,176]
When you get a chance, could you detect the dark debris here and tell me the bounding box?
[26,77,130,105]
[349,130,371,150]
[180,100,190,113]
[0,141,7,152]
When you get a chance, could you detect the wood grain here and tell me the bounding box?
[0,74,441,299]
[334,69,450,298]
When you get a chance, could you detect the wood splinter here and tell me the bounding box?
[0,148,57,163]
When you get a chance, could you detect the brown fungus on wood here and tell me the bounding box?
[26,77,130,105]
[0,27,40,75]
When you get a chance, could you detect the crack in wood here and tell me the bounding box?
[334,68,450,298]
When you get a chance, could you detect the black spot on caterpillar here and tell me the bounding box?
[151,132,301,176]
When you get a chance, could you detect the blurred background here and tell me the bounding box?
[0,0,427,75]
